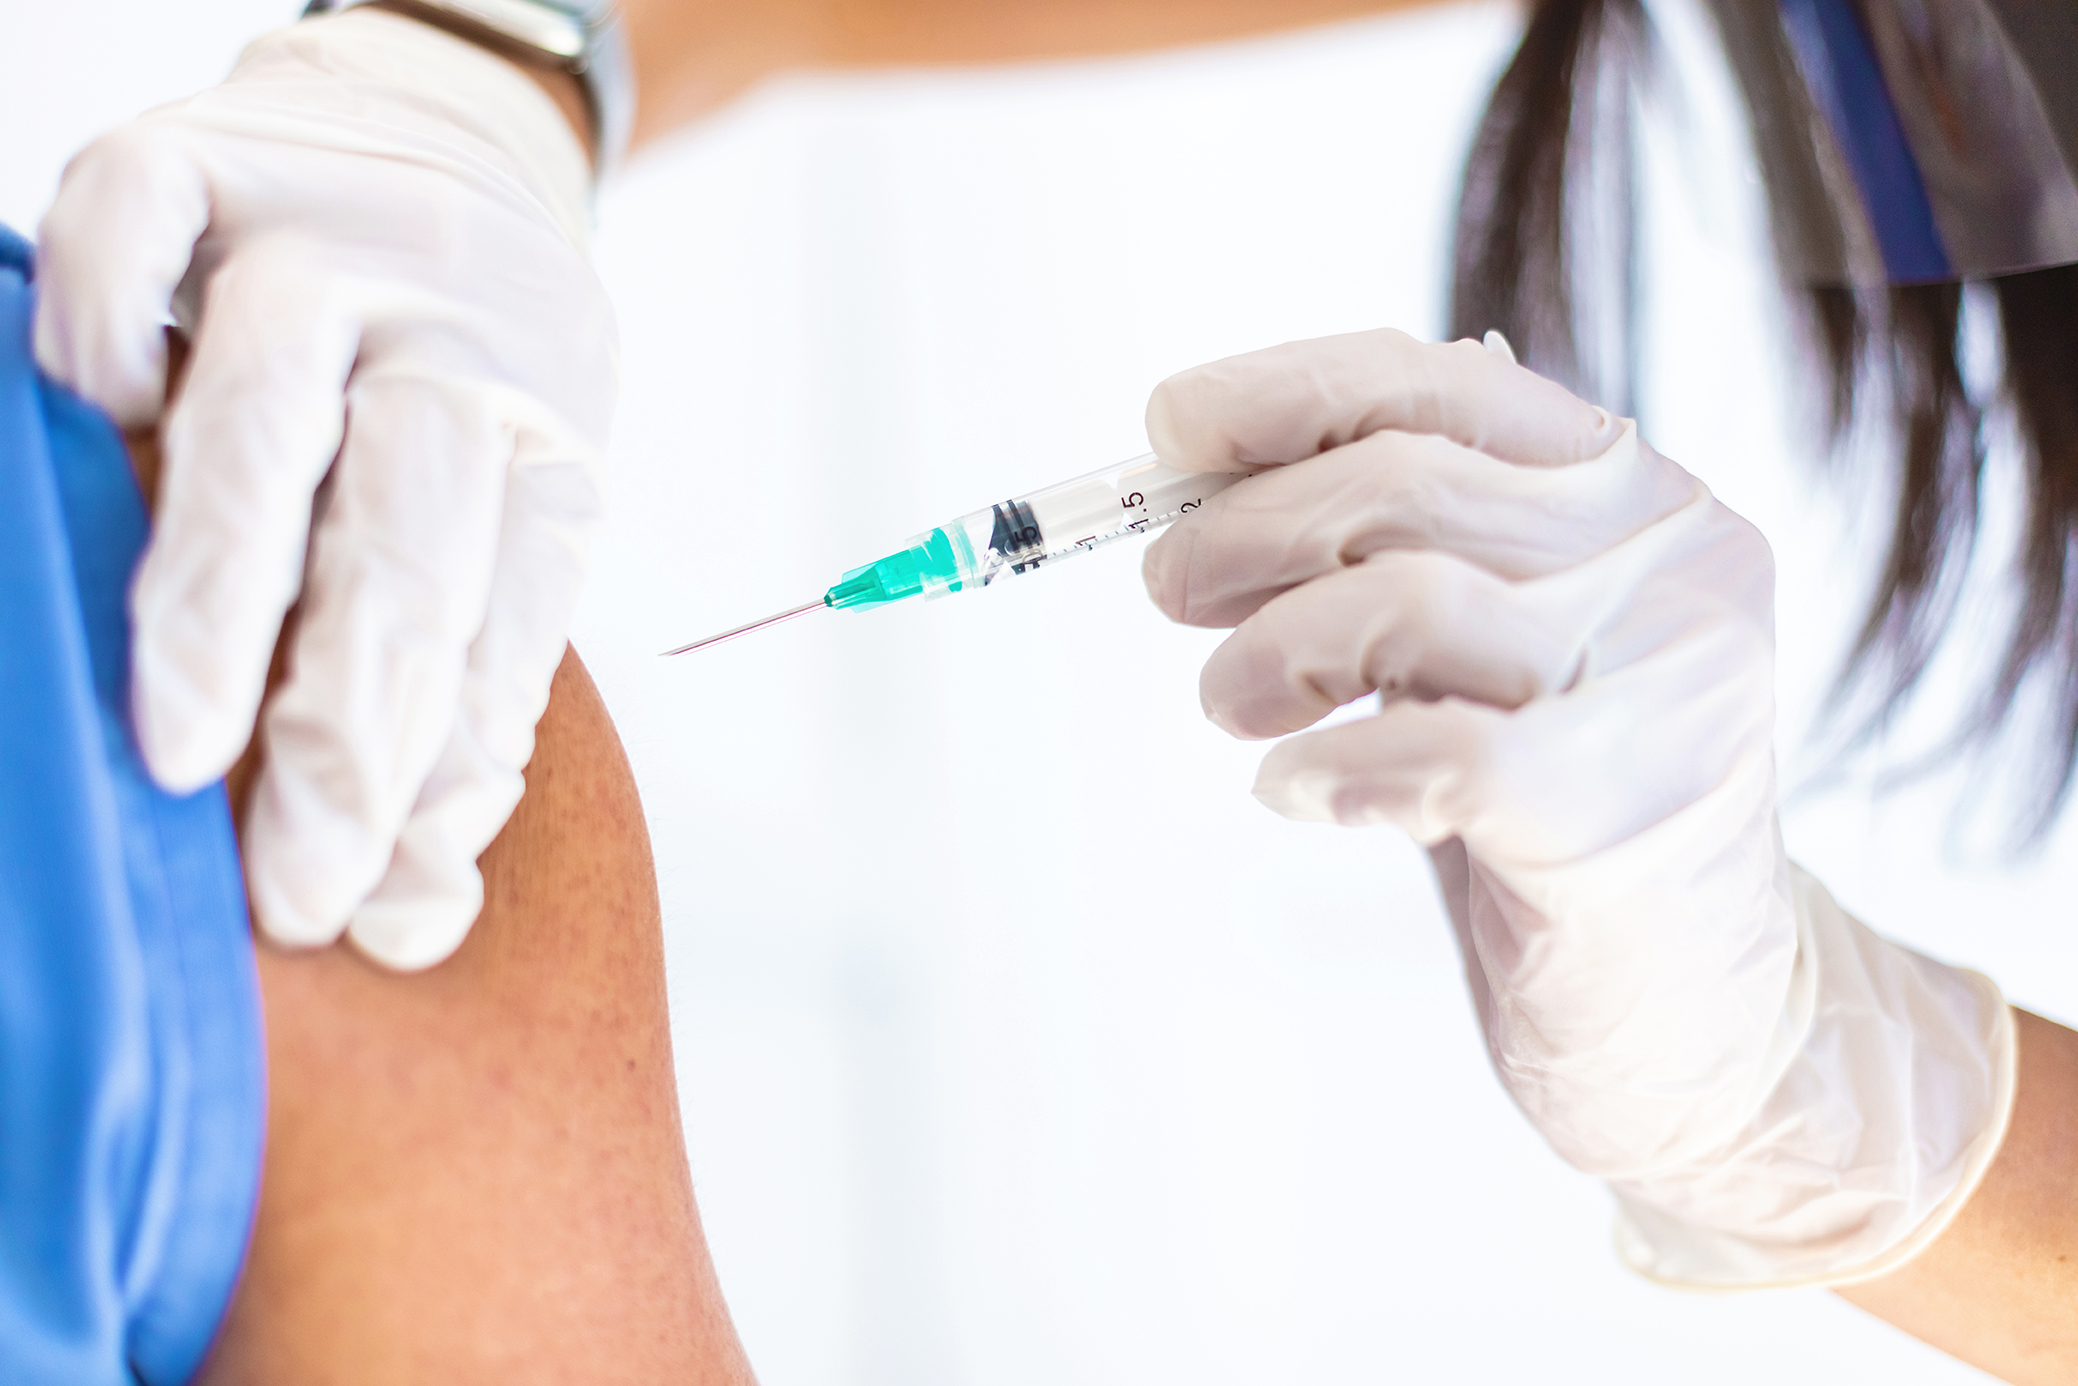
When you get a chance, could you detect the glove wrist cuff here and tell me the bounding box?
[1609,866,2019,1291]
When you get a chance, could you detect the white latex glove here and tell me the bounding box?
[1142,328,2016,1288]
[35,10,615,969]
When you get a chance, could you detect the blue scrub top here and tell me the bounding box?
[0,225,265,1385]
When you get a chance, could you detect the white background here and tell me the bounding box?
[14,2,2070,1380]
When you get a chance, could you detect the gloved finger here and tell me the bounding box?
[345,712,520,970]
[348,430,602,970]
[1145,328,1620,476]
[1250,696,1508,841]
[1145,422,1697,627]
[241,369,510,947]
[34,119,210,426]
[1253,629,1773,863]
[1199,551,1582,741]
[129,238,360,792]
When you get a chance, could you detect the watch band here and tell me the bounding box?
[301,0,635,175]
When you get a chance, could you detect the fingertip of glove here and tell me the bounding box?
[346,886,482,972]
[1140,530,1191,624]
[1144,368,1262,476]
[247,881,351,953]
[1251,748,1342,824]
[1200,663,1302,744]
[346,817,499,972]
[131,677,237,796]
[1143,375,1197,471]
[141,753,221,800]
[242,801,363,949]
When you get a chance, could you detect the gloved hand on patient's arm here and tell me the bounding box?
[35,8,616,969]
[1142,329,2015,1288]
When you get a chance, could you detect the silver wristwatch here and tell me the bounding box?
[300,0,635,174]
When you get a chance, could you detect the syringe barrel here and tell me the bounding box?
[822,453,1253,612]
[938,452,1246,592]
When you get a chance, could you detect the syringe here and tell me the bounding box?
[665,452,1251,655]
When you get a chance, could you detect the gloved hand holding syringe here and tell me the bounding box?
[665,453,1257,654]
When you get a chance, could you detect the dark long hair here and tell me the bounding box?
[1449,0,2078,839]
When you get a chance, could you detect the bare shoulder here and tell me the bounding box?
[198,649,755,1384]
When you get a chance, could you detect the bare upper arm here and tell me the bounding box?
[198,648,754,1383]
[125,385,755,1383]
